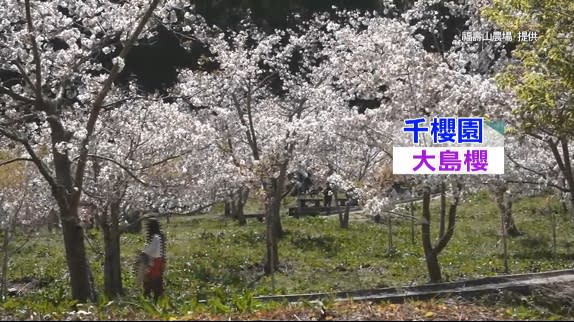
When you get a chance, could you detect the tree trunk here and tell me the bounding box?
[502,199,521,237]
[425,250,442,283]
[263,158,290,274]
[561,199,568,214]
[50,121,95,302]
[439,181,446,237]
[339,203,350,229]
[568,187,574,220]
[500,203,509,274]
[102,202,123,298]
[60,207,96,302]
[548,138,574,219]
[264,180,280,275]
[47,208,60,233]
[224,200,231,218]
[420,182,462,283]
[1,227,10,298]
[235,201,247,226]
[272,162,288,239]
[272,203,283,239]
[233,188,248,226]
[493,184,521,237]
[387,215,393,252]
[560,139,574,220]
[421,189,441,282]
[296,190,302,219]
[225,189,249,225]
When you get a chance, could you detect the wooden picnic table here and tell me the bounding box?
[297,198,322,208]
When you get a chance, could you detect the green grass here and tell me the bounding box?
[1,191,574,319]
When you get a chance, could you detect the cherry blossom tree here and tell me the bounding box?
[74,92,220,298]
[173,15,352,274]
[488,133,563,234]
[268,0,540,282]
[2,0,565,299]
[0,0,179,301]
[299,2,514,282]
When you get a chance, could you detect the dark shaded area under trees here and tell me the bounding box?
[0,0,517,114]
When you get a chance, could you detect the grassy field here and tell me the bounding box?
[1,191,574,320]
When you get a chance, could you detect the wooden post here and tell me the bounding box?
[410,201,415,244]
[501,205,509,274]
[387,214,393,253]
[552,208,557,260]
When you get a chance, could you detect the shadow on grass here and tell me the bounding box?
[511,234,574,261]
[510,250,574,261]
[289,233,340,256]
[516,235,548,249]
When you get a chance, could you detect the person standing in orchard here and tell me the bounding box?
[135,219,166,301]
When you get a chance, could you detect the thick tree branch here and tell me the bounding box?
[253,72,278,93]
[14,59,37,93]
[434,181,462,254]
[0,127,57,190]
[501,179,567,192]
[245,82,260,160]
[0,86,36,105]
[24,0,43,105]
[560,137,574,190]
[548,139,567,175]
[0,158,34,168]
[506,152,548,179]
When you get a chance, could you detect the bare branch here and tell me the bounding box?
[506,152,548,179]
[102,95,146,111]
[0,158,34,168]
[0,86,36,105]
[253,72,278,93]
[0,113,40,127]
[14,59,37,92]
[503,179,568,192]
[0,126,57,190]
[163,201,219,217]
[84,154,154,187]
[137,145,212,171]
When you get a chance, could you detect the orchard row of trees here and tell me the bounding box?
[1,0,573,302]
